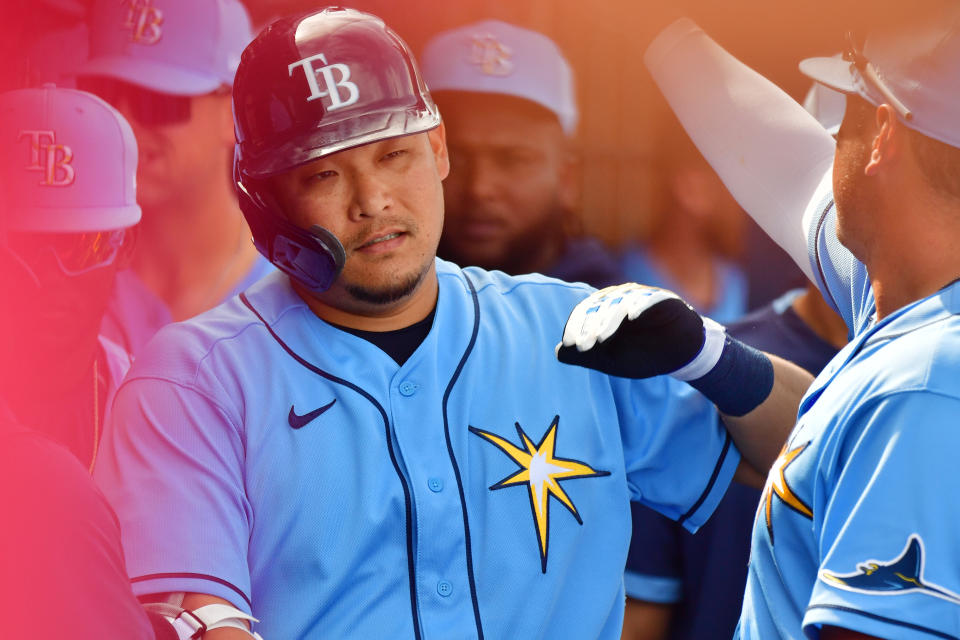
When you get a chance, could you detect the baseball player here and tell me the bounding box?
[562,2,960,638]
[77,0,272,354]
[0,84,165,640]
[422,20,624,289]
[95,8,812,639]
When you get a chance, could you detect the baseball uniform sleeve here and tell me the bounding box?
[95,376,254,613]
[804,391,960,639]
[618,375,741,534]
[624,502,683,603]
[644,18,837,286]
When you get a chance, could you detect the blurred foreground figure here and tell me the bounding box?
[79,0,271,354]
[424,20,623,288]
[0,85,162,640]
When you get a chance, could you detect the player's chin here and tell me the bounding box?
[342,262,432,306]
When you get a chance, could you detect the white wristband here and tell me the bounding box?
[669,317,726,381]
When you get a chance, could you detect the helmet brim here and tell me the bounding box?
[241,106,441,178]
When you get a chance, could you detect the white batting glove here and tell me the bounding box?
[556,283,726,380]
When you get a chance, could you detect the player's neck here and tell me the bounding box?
[867,192,960,319]
[295,266,440,332]
[131,180,259,320]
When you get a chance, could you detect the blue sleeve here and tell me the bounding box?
[617,375,740,535]
[804,392,960,640]
[95,377,254,613]
[805,174,872,337]
[624,502,683,603]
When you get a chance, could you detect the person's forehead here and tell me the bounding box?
[439,94,563,148]
[439,92,559,124]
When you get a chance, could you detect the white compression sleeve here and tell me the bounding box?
[644,18,837,283]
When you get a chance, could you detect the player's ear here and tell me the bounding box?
[864,104,901,176]
[428,121,450,180]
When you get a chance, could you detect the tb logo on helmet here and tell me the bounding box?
[122,0,164,46]
[288,53,360,110]
[468,34,514,76]
[17,130,75,187]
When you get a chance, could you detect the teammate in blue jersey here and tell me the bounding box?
[95,8,814,639]
[567,3,960,638]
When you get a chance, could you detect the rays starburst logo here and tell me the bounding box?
[470,415,609,572]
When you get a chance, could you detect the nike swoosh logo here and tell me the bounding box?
[288,399,337,430]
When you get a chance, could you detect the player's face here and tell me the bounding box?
[111,90,235,211]
[833,96,880,261]
[269,128,449,311]
[437,94,576,272]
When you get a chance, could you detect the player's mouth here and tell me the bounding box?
[356,230,406,253]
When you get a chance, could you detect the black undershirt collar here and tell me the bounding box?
[334,308,437,366]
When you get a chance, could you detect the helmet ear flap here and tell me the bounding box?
[234,153,346,293]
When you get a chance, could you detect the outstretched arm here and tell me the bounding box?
[644,18,837,282]
[724,353,812,484]
[558,284,812,484]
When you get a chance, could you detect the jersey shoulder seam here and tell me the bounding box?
[113,375,244,436]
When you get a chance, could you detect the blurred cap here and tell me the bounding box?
[422,19,578,136]
[81,0,253,95]
[801,55,846,135]
[0,85,140,232]
[800,4,960,148]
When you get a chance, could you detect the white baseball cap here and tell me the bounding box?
[0,85,140,232]
[81,0,253,96]
[801,55,846,136]
[421,19,578,136]
[799,3,960,148]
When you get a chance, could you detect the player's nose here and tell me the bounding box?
[347,171,393,220]
[462,155,501,202]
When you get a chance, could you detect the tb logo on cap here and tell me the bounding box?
[288,53,360,110]
[468,35,513,76]
[18,130,76,187]
[122,0,164,45]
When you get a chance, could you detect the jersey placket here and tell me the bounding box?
[388,364,479,639]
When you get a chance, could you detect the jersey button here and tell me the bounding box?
[437,580,453,597]
[428,477,443,492]
[399,381,418,397]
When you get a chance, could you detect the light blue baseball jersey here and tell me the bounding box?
[96,259,739,640]
[738,173,960,639]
